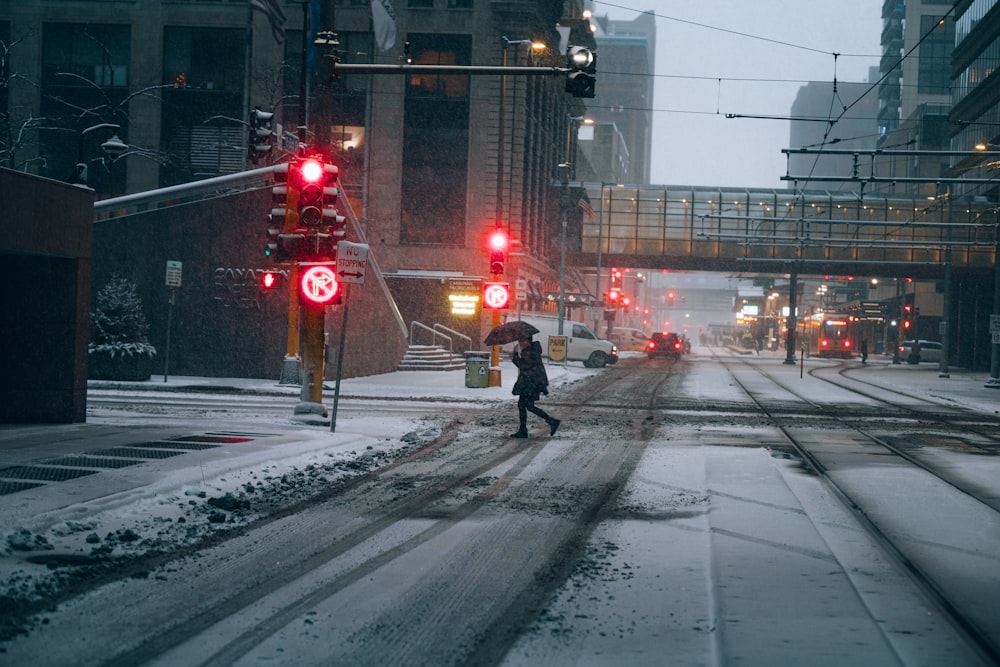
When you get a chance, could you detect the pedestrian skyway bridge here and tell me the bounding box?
[569,184,998,278]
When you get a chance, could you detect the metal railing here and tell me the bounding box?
[433,324,474,353]
[409,321,454,352]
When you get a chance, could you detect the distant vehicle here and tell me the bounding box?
[812,314,855,359]
[608,327,650,352]
[647,332,683,359]
[898,339,942,364]
[514,315,618,368]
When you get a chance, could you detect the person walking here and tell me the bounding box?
[510,336,560,438]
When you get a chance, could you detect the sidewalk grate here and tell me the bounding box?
[0,466,99,482]
[130,441,221,451]
[89,447,184,460]
[169,435,252,444]
[38,456,143,469]
[0,431,261,496]
[0,480,45,496]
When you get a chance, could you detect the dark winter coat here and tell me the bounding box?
[511,340,549,402]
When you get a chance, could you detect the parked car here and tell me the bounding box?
[647,332,684,359]
[608,327,650,352]
[898,339,942,364]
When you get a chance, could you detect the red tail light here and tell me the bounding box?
[647,340,656,350]
[843,339,851,348]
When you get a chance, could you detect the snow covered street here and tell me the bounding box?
[1,348,999,665]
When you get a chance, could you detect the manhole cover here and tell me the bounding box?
[38,456,143,469]
[0,466,98,482]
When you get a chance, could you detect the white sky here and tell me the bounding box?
[593,0,884,188]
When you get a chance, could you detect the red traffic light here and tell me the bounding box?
[489,229,508,252]
[299,158,324,183]
[261,270,282,290]
[667,291,675,300]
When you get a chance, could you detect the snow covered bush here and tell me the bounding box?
[89,275,156,380]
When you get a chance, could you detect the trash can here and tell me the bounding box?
[464,351,490,388]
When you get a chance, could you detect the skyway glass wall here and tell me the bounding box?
[581,184,997,269]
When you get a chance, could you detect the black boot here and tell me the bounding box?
[510,428,528,438]
[548,418,560,436]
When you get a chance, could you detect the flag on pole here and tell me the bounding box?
[251,0,286,44]
[371,0,397,53]
[578,190,596,220]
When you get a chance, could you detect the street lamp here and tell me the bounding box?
[497,37,546,227]
[71,123,121,187]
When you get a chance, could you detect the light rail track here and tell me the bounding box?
[714,350,1000,664]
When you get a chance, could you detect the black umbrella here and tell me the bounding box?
[484,320,540,346]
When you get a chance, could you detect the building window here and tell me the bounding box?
[409,0,435,7]
[161,26,245,185]
[401,34,470,245]
[918,15,953,95]
[40,22,131,193]
[331,31,374,181]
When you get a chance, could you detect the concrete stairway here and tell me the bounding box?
[397,344,467,371]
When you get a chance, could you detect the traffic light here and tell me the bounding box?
[489,228,508,275]
[606,288,620,307]
[667,290,675,304]
[610,268,622,287]
[267,157,345,263]
[902,304,913,332]
[266,162,292,260]
[260,270,283,290]
[295,157,344,262]
[565,46,596,98]
[248,107,274,164]
[295,157,338,227]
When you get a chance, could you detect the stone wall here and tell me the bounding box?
[0,169,94,423]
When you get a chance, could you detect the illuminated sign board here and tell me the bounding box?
[448,277,482,316]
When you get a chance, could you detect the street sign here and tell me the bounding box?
[300,264,339,305]
[991,314,1000,334]
[336,241,369,284]
[483,282,510,310]
[548,335,567,362]
[165,260,182,288]
[515,278,527,302]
